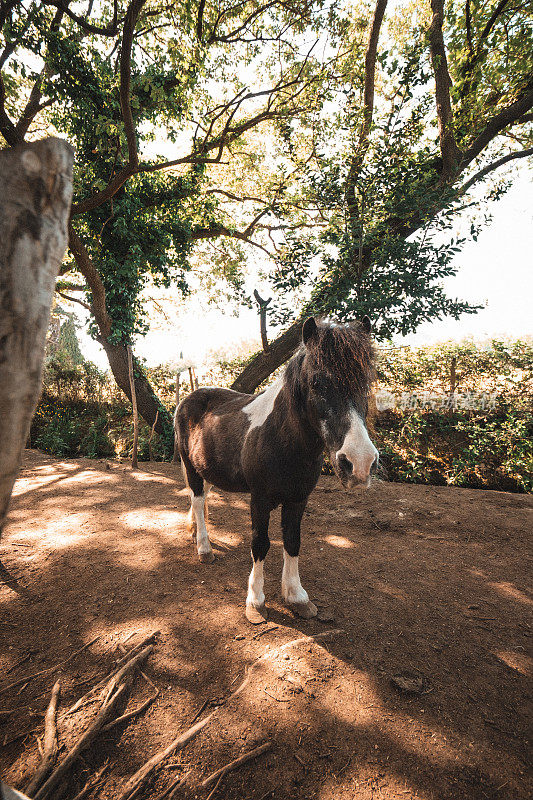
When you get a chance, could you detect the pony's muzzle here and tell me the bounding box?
[336,452,378,488]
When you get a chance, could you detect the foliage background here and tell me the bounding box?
[31,330,533,493]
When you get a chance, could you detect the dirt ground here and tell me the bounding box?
[0,450,531,800]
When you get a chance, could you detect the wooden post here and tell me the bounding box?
[449,355,457,409]
[0,138,74,536]
[148,410,158,462]
[253,290,272,352]
[173,372,180,463]
[188,367,195,392]
[127,345,139,469]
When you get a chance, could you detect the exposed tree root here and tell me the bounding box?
[200,741,271,790]
[24,681,60,797]
[0,637,100,697]
[31,646,153,800]
[61,632,159,718]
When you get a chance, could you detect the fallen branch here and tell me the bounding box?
[33,646,153,800]
[24,680,60,796]
[117,630,343,800]
[200,741,271,790]
[0,637,101,696]
[101,692,159,732]
[153,771,191,800]
[69,763,109,800]
[62,632,159,718]
[33,682,130,800]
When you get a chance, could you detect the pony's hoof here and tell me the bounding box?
[286,600,318,619]
[246,603,268,624]
[198,550,215,564]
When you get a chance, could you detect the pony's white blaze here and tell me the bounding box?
[336,409,378,483]
[243,377,283,431]
[281,552,309,604]
[191,492,211,556]
[247,557,265,608]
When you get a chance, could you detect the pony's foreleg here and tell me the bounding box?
[281,500,317,619]
[246,496,271,624]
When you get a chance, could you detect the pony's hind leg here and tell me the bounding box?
[246,496,271,624]
[182,456,214,563]
[182,461,197,537]
[281,500,317,619]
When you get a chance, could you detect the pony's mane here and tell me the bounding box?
[285,319,376,399]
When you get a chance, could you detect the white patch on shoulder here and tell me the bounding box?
[243,377,283,431]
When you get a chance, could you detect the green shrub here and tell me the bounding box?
[34,414,79,457]
[79,417,114,459]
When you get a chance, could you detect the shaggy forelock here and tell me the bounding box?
[303,319,376,397]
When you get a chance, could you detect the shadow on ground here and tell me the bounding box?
[0,450,531,800]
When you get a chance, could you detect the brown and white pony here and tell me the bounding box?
[175,317,378,623]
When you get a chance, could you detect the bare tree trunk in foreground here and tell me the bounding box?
[0,138,74,535]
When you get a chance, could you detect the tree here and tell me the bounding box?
[0,137,73,535]
[0,0,329,452]
[231,0,533,393]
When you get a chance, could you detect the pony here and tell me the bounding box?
[175,316,378,623]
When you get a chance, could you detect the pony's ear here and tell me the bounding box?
[362,315,371,333]
[302,317,318,345]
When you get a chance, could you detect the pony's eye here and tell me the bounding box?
[311,376,332,397]
[314,398,329,418]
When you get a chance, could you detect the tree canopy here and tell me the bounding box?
[1,0,531,435]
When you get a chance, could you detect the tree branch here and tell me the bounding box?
[345,0,388,225]
[120,0,147,170]
[14,6,64,140]
[428,0,462,181]
[0,73,22,145]
[191,223,272,255]
[67,224,112,337]
[459,146,533,194]
[479,0,511,42]
[56,290,92,312]
[42,0,120,36]
[196,0,206,40]
[462,75,533,168]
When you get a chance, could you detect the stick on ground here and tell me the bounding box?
[33,646,153,800]
[200,742,271,790]
[32,682,130,800]
[24,681,61,797]
[0,637,100,696]
[61,632,159,718]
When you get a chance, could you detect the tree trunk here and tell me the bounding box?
[0,138,74,534]
[67,224,174,455]
[127,344,139,468]
[230,319,303,394]
[100,338,174,456]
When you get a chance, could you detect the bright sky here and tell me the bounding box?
[79,164,532,371]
